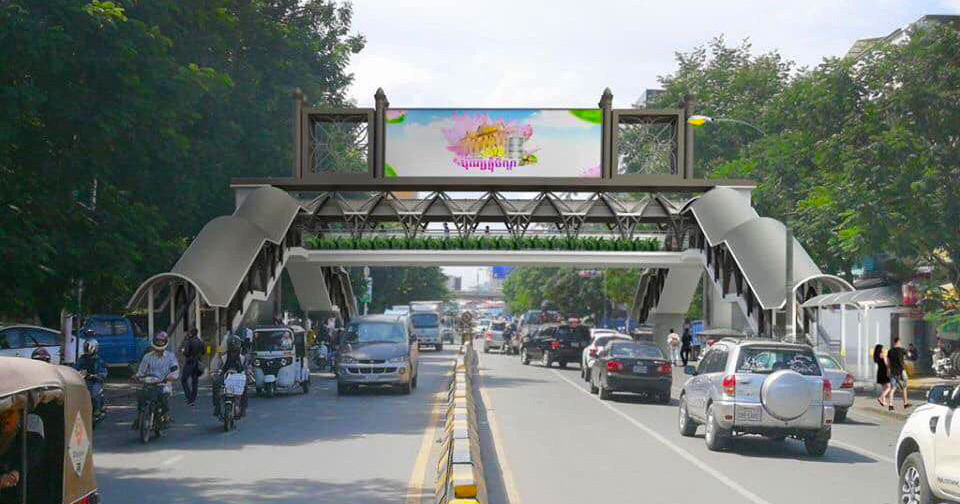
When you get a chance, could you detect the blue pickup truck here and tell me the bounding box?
[79,315,151,369]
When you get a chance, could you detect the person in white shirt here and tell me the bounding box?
[667,329,681,365]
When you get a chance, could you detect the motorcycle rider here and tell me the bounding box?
[75,339,107,419]
[212,335,249,419]
[132,332,180,429]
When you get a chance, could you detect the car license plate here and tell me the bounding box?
[736,406,762,422]
[633,365,647,374]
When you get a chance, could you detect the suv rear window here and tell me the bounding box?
[490,322,506,331]
[736,347,821,376]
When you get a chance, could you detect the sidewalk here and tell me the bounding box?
[852,376,958,421]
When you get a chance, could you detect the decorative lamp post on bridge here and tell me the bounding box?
[686,115,796,342]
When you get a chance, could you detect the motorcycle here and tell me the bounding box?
[310,342,329,372]
[78,370,106,428]
[136,375,171,444]
[219,372,247,432]
[932,346,956,378]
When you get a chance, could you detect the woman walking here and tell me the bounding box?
[874,344,893,410]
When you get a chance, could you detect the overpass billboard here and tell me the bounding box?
[385,109,602,178]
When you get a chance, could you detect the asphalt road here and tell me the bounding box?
[476,345,903,504]
[92,348,458,504]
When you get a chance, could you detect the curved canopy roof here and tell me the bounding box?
[128,187,303,309]
[686,187,758,245]
[684,188,852,310]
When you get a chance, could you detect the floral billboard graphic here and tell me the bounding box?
[385,109,601,177]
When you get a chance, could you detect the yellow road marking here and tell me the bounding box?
[405,389,446,504]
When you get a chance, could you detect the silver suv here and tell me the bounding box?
[677,338,834,457]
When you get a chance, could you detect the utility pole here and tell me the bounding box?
[785,226,795,342]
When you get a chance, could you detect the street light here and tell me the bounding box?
[686,114,796,342]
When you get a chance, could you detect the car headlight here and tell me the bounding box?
[340,356,357,364]
[254,359,261,367]
[387,356,408,363]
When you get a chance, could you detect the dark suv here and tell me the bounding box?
[520,323,590,368]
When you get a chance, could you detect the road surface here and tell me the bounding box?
[93,349,457,504]
[476,347,902,504]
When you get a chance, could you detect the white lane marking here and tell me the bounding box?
[160,455,184,466]
[830,439,895,465]
[552,370,774,504]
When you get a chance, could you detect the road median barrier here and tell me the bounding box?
[435,342,486,504]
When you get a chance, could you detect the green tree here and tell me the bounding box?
[0,1,363,324]
[348,267,450,314]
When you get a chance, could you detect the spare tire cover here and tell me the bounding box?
[761,370,812,421]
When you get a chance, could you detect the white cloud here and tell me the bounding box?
[346,1,954,108]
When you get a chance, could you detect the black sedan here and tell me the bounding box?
[590,341,672,403]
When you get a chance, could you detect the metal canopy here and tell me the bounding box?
[801,286,901,309]
[128,186,304,309]
[683,187,853,310]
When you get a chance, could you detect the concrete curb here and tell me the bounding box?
[435,342,485,504]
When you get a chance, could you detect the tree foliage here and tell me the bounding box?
[648,27,960,327]
[503,267,606,319]
[0,0,363,324]
[348,267,450,315]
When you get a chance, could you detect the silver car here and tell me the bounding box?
[337,315,419,395]
[678,338,835,456]
[482,321,509,353]
[816,353,855,423]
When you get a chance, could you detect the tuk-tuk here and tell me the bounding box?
[0,357,98,504]
[251,326,309,396]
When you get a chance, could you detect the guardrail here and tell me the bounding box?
[436,342,486,504]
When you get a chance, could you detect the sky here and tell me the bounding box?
[343,0,959,287]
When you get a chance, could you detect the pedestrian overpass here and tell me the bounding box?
[127,88,851,351]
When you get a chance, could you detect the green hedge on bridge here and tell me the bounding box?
[308,236,661,252]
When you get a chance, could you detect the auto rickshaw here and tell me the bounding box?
[0,356,99,504]
[251,326,309,396]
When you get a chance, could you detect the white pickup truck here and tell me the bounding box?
[896,384,960,504]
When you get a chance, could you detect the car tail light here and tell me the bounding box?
[550,341,562,350]
[822,378,832,401]
[841,374,854,389]
[73,491,100,504]
[721,374,736,396]
[589,348,597,357]
[657,363,672,375]
[485,332,493,341]
[607,360,623,373]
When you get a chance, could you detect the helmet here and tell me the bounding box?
[84,338,99,355]
[31,347,51,363]
[151,331,169,351]
[226,335,242,356]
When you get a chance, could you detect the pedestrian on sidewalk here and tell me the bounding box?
[887,337,913,410]
[874,344,893,409]
[680,328,692,366]
[667,329,681,366]
[180,328,205,406]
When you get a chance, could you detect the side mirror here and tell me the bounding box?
[928,385,954,406]
[683,365,697,376]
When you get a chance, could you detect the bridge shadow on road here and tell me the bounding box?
[93,349,458,455]
[97,466,406,504]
